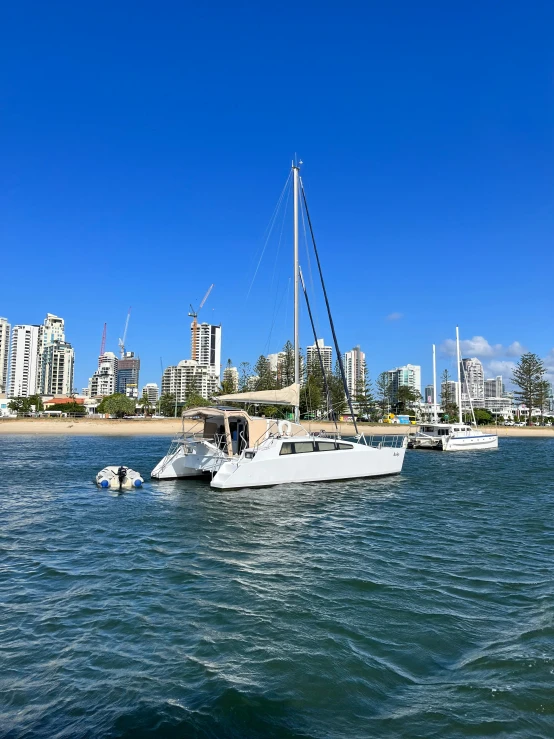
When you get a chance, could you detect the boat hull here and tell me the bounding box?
[442,434,498,451]
[211,443,406,490]
[151,440,225,479]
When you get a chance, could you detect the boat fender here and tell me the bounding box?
[278,420,292,436]
[100,479,109,488]
[134,479,142,487]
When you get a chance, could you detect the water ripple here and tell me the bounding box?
[0,435,553,738]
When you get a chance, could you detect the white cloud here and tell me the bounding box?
[386,312,403,321]
[440,335,527,359]
[505,341,526,357]
[544,348,554,382]
[483,360,517,379]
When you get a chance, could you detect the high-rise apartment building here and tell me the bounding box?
[141,383,159,403]
[441,380,459,407]
[191,322,221,373]
[8,325,43,397]
[41,341,75,396]
[41,313,65,346]
[89,352,118,397]
[0,317,10,394]
[162,360,219,402]
[484,376,504,399]
[116,351,140,398]
[343,346,365,398]
[307,339,333,375]
[386,364,421,404]
[460,357,484,402]
[424,385,435,404]
[223,365,239,392]
[39,314,75,396]
[267,352,284,376]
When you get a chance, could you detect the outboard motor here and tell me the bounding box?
[117,466,127,489]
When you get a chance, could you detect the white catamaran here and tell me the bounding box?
[152,163,407,489]
[410,331,498,451]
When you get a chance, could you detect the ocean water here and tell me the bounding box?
[1,435,553,739]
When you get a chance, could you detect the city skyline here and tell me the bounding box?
[1,305,552,402]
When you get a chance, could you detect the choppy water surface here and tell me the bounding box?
[1,435,553,738]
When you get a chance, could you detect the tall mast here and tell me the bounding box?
[456,325,462,423]
[432,343,438,423]
[292,161,300,423]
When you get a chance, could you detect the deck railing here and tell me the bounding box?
[356,434,406,449]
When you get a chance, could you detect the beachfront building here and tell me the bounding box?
[89,352,118,397]
[222,365,239,392]
[40,341,75,396]
[386,364,421,405]
[41,313,65,346]
[344,346,365,398]
[267,352,285,381]
[38,313,75,396]
[162,359,219,402]
[440,380,459,408]
[307,339,333,374]
[460,357,484,408]
[424,384,435,404]
[8,324,43,398]
[192,322,221,373]
[484,376,504,399]
[141,383,159,403]
[116,351,140,398]
[0,317,10,394]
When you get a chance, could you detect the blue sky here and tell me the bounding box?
[1,1,553,390]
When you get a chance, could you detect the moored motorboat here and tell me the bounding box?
[409,423,498,451]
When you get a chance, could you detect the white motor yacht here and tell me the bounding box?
[410,334,499,452]
[409,423,498,451]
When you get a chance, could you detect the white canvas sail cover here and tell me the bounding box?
[217,383,299,407]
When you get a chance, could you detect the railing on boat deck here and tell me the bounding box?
[355,434,406,449]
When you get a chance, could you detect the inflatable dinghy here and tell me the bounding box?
[96,466,143,490]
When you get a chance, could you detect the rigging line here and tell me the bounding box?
[300,180,359,435]
[262,183,292,354]
[282,276,291,347]
[246,171,291,300]
[268,179,291,301]
[264,272,292,355]
[299,193,320,339]
[300,267,336,429]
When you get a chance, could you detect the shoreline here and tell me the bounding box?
[0,417,552,437]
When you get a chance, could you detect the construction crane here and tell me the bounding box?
[118,307,132,359]
[188,284,214,361]
[99,323,107,356]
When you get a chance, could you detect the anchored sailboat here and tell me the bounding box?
[151,162,407,488]
[410,328,499,451]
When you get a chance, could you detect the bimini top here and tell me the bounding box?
[181,407,250,421]
[216,383,300,407]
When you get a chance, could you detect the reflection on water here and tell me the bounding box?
[0,435,553,738]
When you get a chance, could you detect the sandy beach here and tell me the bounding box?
[0,417,552,437]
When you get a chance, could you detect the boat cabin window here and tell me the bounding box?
[293,442,315,454]
[280,440,352,455]
[316,441,336,452]
[421,426,435,433]
[437,429,450,436]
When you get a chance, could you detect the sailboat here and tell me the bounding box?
[151,163,407,488]
[410,330,499,451]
